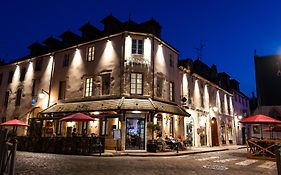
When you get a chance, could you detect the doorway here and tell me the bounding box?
[211,117,219,146]
[125,118,145,150]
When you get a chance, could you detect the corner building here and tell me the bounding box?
[0,15,189,151]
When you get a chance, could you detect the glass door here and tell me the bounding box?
[125,118,145,150]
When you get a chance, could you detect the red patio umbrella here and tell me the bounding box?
[0,119,29,135]
[0,119,29,126]
[239,114,281,124]
[240,114,281,139]
[59,112,94,122]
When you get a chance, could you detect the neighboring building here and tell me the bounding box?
[253,54,281,139]
[0,15,189,151]
[179,58,250,146]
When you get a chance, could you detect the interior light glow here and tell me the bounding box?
[132,110,141,114]
[93,112,100,115]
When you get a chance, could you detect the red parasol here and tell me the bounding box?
[59,112,94,122]
[239,114,281,124]
[0,119,29,126]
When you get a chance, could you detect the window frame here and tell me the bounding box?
[132,39,143,55]
[19,67,27,82]
[63,53,70,67]
[130,73,143,95]
[101,73,111,95]
[58,81,66,100]
[84,77,93,97]
[15,89,22,106]
[7,71,14,84]
[87,46,95,62]
[169,81,174,101]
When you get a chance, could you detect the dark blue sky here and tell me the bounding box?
[1,0,281,97]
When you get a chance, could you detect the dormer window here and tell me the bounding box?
[87,46,95,61]
[132,39,143,55]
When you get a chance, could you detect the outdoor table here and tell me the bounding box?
[246,138,281,160]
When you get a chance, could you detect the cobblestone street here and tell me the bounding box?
[16,149,277,175]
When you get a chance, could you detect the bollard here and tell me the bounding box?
[99,142,102,156]
[275,144,281,175]
[176,140,179,153]
[9,139,17,175]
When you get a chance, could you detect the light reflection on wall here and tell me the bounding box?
[40,56,54,109]
[124,35,132,62]
[144,38,151,64]
[194,80,201,108]
[10,65,20,93]
[182,74,188,98]
[224,94,228,114]
[68,49,85,99]
[216,91,221,113]
[203,85,209,110]
[229,96,234,115]
[155,44,165,68]
[24,61,34,96]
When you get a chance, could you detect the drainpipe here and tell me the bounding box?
[152,36,155,99]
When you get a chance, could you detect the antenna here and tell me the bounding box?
[194,40,205,60]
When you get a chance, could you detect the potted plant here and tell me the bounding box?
[146,122,160,152]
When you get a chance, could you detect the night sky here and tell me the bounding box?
[1,0,281,97]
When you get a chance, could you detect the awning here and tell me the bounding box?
[40,98,190,116]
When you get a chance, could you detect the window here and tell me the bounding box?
[15,89,22,106]
[20,67,26,82]
[132,39,143,54]
[85,77,93,97]
[170,116,174,136]
[58,81,66,100]
[87,46,95,61]
[0,73,2,86]
[100,118,108,135]
[3,91,9,108]
[8,71,13,84]
[35,58,43,71]
[130,73,143,95]
[169,82,174,101]
[63,54,69,67]
[102,74,110,95]
[31,79,37,97]
[169,54,174,67]
[156,77,163,97]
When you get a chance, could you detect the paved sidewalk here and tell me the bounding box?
[92,145,247,157]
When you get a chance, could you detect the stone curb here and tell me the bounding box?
[90,146,247,157]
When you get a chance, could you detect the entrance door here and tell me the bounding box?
[242,127,246,144]
[126,118,145,150]
[211,118,219,146]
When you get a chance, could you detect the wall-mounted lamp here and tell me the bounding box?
[212,106,218,112]
[38,89,49,99]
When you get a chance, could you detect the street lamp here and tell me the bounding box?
[38,89,49,99]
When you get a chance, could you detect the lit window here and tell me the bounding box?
[85,77,93,97]
[20,67,26,82]
[102,73,110,95]
[87,46,95,61]
[15,89,22,106]
[130,73,143,95]
[63,54,69,67]
[132,39,143,55]
[169,82,174,101]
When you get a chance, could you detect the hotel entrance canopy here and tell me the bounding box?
[40,98,190,116]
